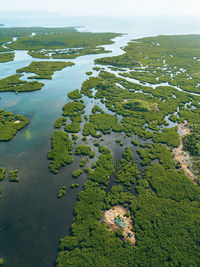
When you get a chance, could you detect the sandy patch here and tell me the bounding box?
[102,205,136,245]
[173,123,195,182]
[14,120,21,124]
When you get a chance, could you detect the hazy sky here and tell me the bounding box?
[1,0,200,16]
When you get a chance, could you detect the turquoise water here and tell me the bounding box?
[0,15,200,267]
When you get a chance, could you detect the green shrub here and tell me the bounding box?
[64,122,81,133]
[68,89,82,99]
[72,169,82,178]
[9,170,19,182]
[54,117,67,128]
[58,186,66,198]
[0,168,6,181]
[75,145,92,156]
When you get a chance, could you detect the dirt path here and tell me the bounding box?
[173,123,195,182]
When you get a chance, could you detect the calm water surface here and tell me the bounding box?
[0,16,200,267]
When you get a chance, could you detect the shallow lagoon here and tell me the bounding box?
[0,16,200,266]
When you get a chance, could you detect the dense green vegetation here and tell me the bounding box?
[57,142,200,267]
[0,52,15,63]
[96,35,200,94]
[75,145,91,156]
[183,124,200,157]
[9,170,19,182]
[0,74,44,92]
[17,61,74,79]
[86,71,93,76]
[67,89,82,99]
[153,126,180,147]
[48,131,73,174]
[64,122,81,133]
[0,109,29,141]
[131,138,139,146]
[0,168,6,181]
[87,151,114,185]
[70,183,79,189]
[57,34,200,267]
[9,31,119,50]
[182,123,200,181]
[72,134,78,144]
[28,47,111,60]
[0,27,76,39]
[83,112,124,137]
[89,152,95,158]
[115,148,140,189]
[54,117,67,128]
[72,169,83,178]
[1,27,120,60]
[62,101,85,119]
[58,186,66,198]
[80,68,200,142]
[80,158,88,167]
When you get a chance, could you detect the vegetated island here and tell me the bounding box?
[0,61,74,92]
[0,109,29,141]
[0,27,120,92]
[55,35,200,267]
[0,108,26,197]
[16,61,74,79]
[0,74,44,92]
[0,27,121,60]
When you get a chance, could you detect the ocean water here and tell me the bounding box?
[0,15,200,267]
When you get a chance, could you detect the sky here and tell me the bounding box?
[0,0,200,17]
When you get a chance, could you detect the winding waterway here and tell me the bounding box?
[0,31,132,267]
[1,16,200,267]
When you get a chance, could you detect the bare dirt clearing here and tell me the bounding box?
[102,205,136,245]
